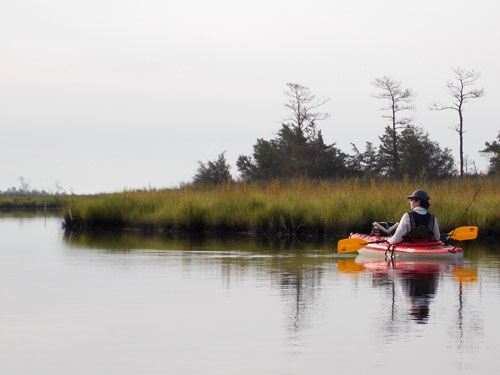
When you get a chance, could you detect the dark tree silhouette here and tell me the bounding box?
[193,152,233,186]
[347,142,379,176]
[237,125,347,181]
[396,125,456,179]
[481,132,500,175]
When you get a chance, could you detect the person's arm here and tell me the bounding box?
[387,213,410,244]
[432,217,440,241]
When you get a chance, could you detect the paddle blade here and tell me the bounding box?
[452,267,478,283]
[449,226,478,241]
[338,259,366,273]
[337,238,369,253]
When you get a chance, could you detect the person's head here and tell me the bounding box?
[407,189,430,209]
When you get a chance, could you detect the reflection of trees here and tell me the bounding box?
[63,230,488,345]
[278,264,323,335]
[64,231,335,336]
[63,230,335,253]
[222,255,327,336]
[206,248,332,337]
[211,253,327,338]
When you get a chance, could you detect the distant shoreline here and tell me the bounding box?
[0,195,67,210]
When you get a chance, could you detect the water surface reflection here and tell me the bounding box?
[339,255,485,360]
[1,217,499,375]
[64,230,337,338]
[64,230,485,336]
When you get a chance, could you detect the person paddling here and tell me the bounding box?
[387,190,440,244]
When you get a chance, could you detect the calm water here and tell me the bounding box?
[1,216,499,375]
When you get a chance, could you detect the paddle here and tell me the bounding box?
[337,238,387,253]
[452,267,478,283]
[337,259,366,273]
[448,226,478,241]
[337,226,478,253]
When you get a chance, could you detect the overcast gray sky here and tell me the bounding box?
[1,0,498,193]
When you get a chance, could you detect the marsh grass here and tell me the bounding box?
[63,178,500,237]
[0,195,67,210]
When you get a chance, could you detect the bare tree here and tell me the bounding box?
[284,83,330,138]
[429,67,485,178]
[18,176,31,193]
[372,76,414,175]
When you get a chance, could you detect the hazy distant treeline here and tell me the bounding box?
[0,177,70,209]
[0,177,71,197]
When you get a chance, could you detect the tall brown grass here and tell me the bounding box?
[63,177,500,237]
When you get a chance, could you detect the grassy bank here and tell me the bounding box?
[63,178,500,237]
[0,194,68,210]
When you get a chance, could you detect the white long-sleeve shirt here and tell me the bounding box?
[387,207,440,244]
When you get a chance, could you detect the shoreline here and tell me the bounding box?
[61,178,500,238]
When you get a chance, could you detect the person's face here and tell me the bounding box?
[410,198,420,210]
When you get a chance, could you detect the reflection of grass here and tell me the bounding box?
[0,209,62,218]
[63,178,500,236]
[63,230,337,252]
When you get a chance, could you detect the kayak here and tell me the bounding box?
[354,258,459,277]
[349,233,464,260]
[338,257,460,274]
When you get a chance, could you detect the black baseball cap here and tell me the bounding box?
[407,190,430,201]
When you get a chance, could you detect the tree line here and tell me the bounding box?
[0,177,71,196]
[193,68,499,186]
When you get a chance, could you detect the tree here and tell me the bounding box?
[372,76,415,176]
[362,142,380,175]
[236,124,347,181]
[377,126,399,177]
[377,125,455,179]
[18,176,31,193]
[237,83,348,181]
[284,83,330,138]
[347,142,379,176]
[397,125,456,179]
[193,152,232,186]
[429,67,485,178]
[481,132,500,175]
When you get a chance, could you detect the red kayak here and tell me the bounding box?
[350,233,464,260]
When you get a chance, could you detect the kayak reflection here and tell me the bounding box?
[339,256,477,324]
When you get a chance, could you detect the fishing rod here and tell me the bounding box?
[448,174,484,240]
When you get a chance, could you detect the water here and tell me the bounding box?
[1,216,499,375]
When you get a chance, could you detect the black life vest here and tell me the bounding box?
[404,211,436,243]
